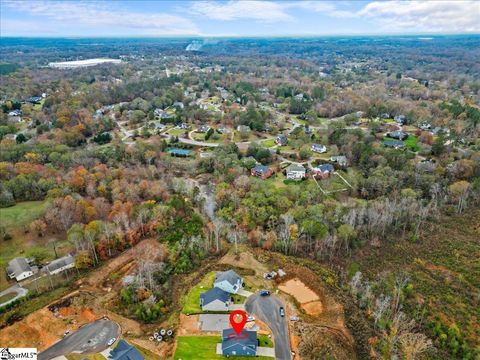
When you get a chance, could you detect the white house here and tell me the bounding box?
[286,164,306,180]
[45,254,75,275]
[6,257,34,281]
[214,270,243,294]
[200,287,231,311]
[311,144,327,153]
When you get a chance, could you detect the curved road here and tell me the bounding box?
[245,293,291,360]
[38,319,119,360]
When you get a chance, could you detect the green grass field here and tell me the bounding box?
[182,271,216,314]
[261,138,276,147]
[174,336,272,360]
[404,135,420,151]
[257,334,274,347]
[0,201,47,230]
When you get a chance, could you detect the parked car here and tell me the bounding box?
[247,315,255,322]
[63,330,70,337]
[279,307,285,317]
[107,338,116,346]
[259,290,271,296]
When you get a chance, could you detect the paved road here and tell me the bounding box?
[38,319,119,360]
[245,293,291,360]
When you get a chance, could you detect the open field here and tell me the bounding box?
[0,200,47,230]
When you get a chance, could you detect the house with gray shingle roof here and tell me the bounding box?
[286,164,306,180]
[200,287,231,311]
[214,270,243,294]
[109,340,144,360]
[6,257,33,281]
[45,254,75,275]
[221,329,257,357]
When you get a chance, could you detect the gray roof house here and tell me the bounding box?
[286,164,306,180]
[275,134,288,146]
[109,340,144,360]
[330,155,348,167]
[6,257,33,281]
[200,287,231,312]
[222,329,257,357]
[388,130,408,140]
[45,255,75,275]
[214,270,243,294]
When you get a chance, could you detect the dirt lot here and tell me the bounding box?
[0,304,99,351]
[278,278,324,316]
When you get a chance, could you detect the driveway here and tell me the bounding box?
[237,289,254,297]
[199,314,230,332]
[245,293,291,360]
[0,284,28,307]
[38,319,119,360]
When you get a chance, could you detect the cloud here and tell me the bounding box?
[189,0,293,22]
[359,1,480,33]
[1,0,200,36]
[294,1,357,18]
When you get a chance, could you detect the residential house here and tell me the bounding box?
[304,126,312,135]
[312,164,335,179]
[394,115,407,125]
[431,127,450,136]
[286,164,306,180]
[311,144,327,153]
[251,165,273,179]
[6,257,34,281]
[237,125,251,133]
[177,123,190,130]
[214,270,243,294]
[27,96,42,104]
[196,125,211,133]
[388,131,408,140]
[380,113,390,119]
[418,122,432,130]
[8,109,22,117]
[200,287,231,312]
[330,155,348,167]
[275,134,288,146]
[108,340,144,360]
[154,108,174,120]
[45,255,75,275]
[383,139,405,149]
[354,111,364,118]
[168,148,192,157]
[173,101,184,110]
[221,329,257,357]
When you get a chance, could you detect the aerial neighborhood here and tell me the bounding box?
[0,24,478,360]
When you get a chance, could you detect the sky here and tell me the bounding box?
[1,0,479,37]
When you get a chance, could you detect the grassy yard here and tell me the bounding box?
[0,292,17,303]
[168,128,188,137]
[66,354,106,360]
[231,293,246,304]
[182,271,216,314]
[0,200,47,230]
[404,135,420,151]
[258,334,274,347]
[174,336,272,360]
[261,138,276,147]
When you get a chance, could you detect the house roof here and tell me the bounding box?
[222,329,257,351]
[200,287,230,306]
[167,148,192,156]
[109,340,144,360]
[215,270,242,286]
[252,165,270,175]
[383,139,405,147]
[6,257,32,277]
[331,155,347,162]
[287,164,305,172]
[312,144,326,149]
[315,164,334,173]
[46,255,74,273]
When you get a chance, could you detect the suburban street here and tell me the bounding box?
[245,293,291,360]
[38,319,119,360]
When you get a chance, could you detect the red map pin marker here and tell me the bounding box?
[229,310,247,334]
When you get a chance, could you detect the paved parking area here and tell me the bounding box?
[237,289,254,297]
[198,314,230,332]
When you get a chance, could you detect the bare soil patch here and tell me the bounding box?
[218,249,268,276]
[178,314,201,335]
[301,301,323,316]
[278,278,320,304]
